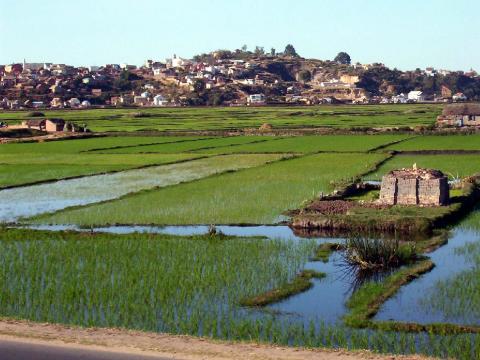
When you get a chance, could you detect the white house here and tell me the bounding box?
[68,98,81,107]
[452,92,467,102]
[247,94,266,105]
[392,93,408,104]
[408,91,425,102]
[153,95,168,107]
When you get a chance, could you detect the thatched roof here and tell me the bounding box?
[442,103,480,116]
[386,167,446,180]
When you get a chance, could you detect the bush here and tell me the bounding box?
[127,112,151,118]
[343,236,417,270]
[26,111,45,117]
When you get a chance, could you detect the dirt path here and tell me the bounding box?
[0,319,432,360]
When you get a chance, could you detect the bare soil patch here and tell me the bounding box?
[0,319,432,360]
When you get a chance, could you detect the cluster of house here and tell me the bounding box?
[21,118,87,133]
[0,57,477,109]
[436,103,480,127]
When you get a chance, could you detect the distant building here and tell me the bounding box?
[441,85,452,99]
[134,96,149,106]
[45,118,65,132]
[69,98,81,107]
[247,94,266,105]
[379,167,449,206]
[407,91,425,102]
[452,92,467,102]
[392,93,408,104]
[436,103,480,127]
[153,94,168,106]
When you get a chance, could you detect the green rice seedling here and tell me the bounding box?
[365,154,480,181]
[29,153,387,226]
[0,104,441,131]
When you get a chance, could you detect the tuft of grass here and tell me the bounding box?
[343,236,417,270]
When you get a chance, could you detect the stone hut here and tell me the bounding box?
[379,167,449,206]
[436,103,480,127]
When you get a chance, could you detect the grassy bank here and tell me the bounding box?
[240,269,326,307]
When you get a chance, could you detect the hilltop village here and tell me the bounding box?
[1,45,479,110]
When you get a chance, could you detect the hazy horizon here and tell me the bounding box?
[1,0,478,71]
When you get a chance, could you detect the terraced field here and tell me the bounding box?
[0,104,441,132]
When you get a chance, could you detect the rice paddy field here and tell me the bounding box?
[365,153,480,180]
[28,153,387,225]
[3,107,480,359]
[0,104,441,132]
[385,134,480,151]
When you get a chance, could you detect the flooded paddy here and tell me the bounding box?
[0,154,282,222]
[375,208,480,326]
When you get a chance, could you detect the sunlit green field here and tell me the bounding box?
[95,135,275,154]
[0,153,204,188]
[0,135,206,154]
[365,154,480,180]
[193,135,410,154]
[0,104,441,132]
[385,134,480,151]
[30,153,387,225]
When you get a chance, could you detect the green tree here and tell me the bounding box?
[334,52,351,65]
[254,46,265,56]
[270,48,276,56]
[284,44,298,57]
[193,79,205,93]
[298,70,311,83]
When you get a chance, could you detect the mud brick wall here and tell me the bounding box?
[379,177,397,204]
[418,178,449,205]
[379,175,449,206]
[396,178,418,205]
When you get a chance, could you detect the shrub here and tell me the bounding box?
[343,236,416,270]
[26,111,45,117]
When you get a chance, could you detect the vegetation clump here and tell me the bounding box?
[343,236,417,270]
[25,111,45,117]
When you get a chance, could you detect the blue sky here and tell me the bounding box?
[0,0,478,71]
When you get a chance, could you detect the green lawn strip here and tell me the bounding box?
[0,104,441,131]
[240,269,326,307]
[29,153,387,226]
[93,136,277,154]
[0,136,204,154]
[0,153,204,188]
[364,153,480,181]
[194,135,411,154]
[385,134,480,151]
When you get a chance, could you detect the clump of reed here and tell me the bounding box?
[343,236,416,270]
